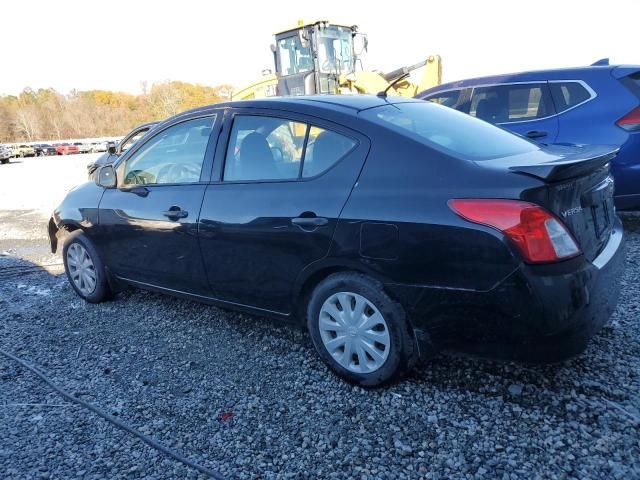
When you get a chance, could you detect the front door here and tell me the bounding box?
[96,114,218,295]
[198,110,369,314]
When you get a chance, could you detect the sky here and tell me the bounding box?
[2,0,639,96]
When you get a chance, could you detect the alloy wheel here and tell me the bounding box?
[318,292,391,373]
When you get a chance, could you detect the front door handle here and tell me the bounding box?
[163,206,188,220]
[526,130,547,139]
[292,216,328,227]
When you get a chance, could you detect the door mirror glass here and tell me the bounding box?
[96,165,117,188]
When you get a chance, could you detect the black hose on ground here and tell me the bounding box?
[0,347,226,480]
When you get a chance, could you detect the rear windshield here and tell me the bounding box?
[362,101,540,161]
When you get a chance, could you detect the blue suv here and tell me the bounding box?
[416,60,640,209]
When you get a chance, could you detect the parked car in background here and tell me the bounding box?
[416,59,640,210]
[86,122,159,178]
[55,143,80,155]
[73,142,91,154]
[90,141,109,153]
[33,144,57,156]
[50,96,624,386]
[0,144,12,164]
[12,144,36,158]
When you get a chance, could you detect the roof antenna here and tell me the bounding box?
[377,71,411,98]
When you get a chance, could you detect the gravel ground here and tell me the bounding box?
[1,157,639,479]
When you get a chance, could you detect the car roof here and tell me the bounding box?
[176,95,421,119]
[418,63,640,96]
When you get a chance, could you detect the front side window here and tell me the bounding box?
[549,82,592,113]
[470,83,553,124]
[123,116,213,185]
[278,36,313,76]
[424,88,472,114]
[364,101,540,161]
[224,115,356,182]
[120,129,149,152]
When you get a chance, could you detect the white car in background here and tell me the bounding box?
[73,142,92,154]
[0,144,12,164]
[90,141,109,153]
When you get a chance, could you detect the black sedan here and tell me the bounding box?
[48,95,625,386]
[33,144,57,156]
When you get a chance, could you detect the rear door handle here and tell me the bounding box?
[526,130,547,139]
[292,217,328,227]
[163,206,188,219]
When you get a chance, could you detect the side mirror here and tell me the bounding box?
[96,165,117,188]
[107,142,117,155]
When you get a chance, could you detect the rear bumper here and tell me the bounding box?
[392,218,625,362]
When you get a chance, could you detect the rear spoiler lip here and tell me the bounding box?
[509,148,619,182]
[611,65,640,79]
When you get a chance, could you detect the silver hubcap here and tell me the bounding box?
[66,243,97,296]
[318,292,391,374]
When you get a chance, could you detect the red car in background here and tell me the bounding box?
[55,143,80,155]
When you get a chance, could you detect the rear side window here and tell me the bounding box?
[303,128,355,178]
[470,83,553,124]
[549,81,592,113]
[224,115,356,182]
[363,102,540,161]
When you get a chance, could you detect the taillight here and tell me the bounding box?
[616,106,640,131]
[448,199,581,264]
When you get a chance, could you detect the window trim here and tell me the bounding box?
[423,80,596,125]
[115,113,218,189]
[216,110,361,185]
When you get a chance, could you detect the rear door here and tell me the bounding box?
[97,113,219,295]
[198,109,370,314]
[469,82,559,142]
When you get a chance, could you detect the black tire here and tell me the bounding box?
[306,272,417,387]
[0,158,8,164]
[62,230,112,303]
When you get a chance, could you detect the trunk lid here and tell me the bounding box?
[483,144,619,262]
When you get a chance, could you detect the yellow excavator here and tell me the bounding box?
[232,20,442,100]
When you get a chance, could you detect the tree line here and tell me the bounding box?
[0,81,233,143]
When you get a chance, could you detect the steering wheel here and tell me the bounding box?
[124,170,147,185]
[321,59,334,72]
[157,163,200,183]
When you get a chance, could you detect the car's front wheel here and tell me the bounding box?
[62,231,112,303]
[307,272,417,387]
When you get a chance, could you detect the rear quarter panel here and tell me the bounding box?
[331,128,539,292]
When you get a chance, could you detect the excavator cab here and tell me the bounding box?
[230,20,440,101]
[273,21,362,96]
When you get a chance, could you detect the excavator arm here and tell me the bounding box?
[338,55,442,97]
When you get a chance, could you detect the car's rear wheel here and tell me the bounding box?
[62,231,112,303]
[306,272,417,387]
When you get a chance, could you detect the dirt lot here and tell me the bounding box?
[1,155,639,479]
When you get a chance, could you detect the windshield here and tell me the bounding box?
[317,26,354,74]
[277,35,313,76]
[362,101,540,161]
